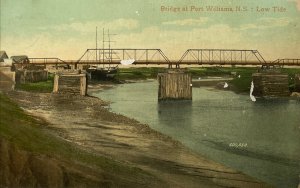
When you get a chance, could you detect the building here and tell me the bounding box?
[10,55,29,64]
[0,51,9,62]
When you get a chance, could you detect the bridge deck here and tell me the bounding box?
[26,60,300,66]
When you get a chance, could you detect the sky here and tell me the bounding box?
[0,0,299,61]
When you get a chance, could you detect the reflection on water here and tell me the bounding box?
[157,100,193,130]
[91,81,300,188]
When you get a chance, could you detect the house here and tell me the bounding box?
[0,51,9,62]
[10,55,29,64]
[0,51,15,91]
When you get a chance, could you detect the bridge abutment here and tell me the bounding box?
[252,72,290,97]
[0,66,15,91]
[53,71,87,96]
[295,74,300,92]
[158,69,192,100]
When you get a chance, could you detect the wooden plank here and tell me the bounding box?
[295,74,300,92]
[53,73,87,95]
[252,73,290,97]
[158,70,192,100]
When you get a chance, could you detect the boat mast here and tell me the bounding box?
[108,29,111,67]
[96,27,98,62]
[102,28,116,68]
[102,28,105,68]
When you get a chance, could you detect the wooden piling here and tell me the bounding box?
[158,69,192,100]
[0,66,15,91]
[252,72,290,97]
[53,72,87,95]
[15,70,48,84]
[295,74,300,92]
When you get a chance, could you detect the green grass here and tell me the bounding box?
[115,67,164,80]
[189,67,257,93]
[0,93,153,182]
[15,74,54,93]
[227,67,300,93]
[115,67,300,92]
[280,68,300,91]
[187,67,233,77]
[228,68,257,93]
[116,67,234,80]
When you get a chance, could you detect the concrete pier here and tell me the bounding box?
[157,69,192,100]
[53,71,87,95]
[252,72,290,97]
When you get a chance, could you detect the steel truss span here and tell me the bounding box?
[178,49,266,65]
[26,48,300,67]
[78,49,170,64]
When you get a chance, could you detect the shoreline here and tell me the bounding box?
[4,85,273,187]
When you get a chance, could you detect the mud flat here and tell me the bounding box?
[6,89,272,188]
[192,77,234,88]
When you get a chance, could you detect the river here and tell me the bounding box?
[90,80,300,188]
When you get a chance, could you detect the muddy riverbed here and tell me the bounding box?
[6,87,272,188]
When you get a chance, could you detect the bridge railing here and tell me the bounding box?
[177,49,267,65]
[28,58,67,64]
[272,59,300,66]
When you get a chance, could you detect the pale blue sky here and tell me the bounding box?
[1,0,299,60]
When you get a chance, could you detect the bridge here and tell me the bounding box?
[178,49,266,65]
[26,48,300,68]
[77,48,171,65]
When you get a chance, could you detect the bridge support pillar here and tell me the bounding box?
[0,66,15,91]
[295,74,300,92]
[252,72,290,97]
[53,71,87,96]
[158,69,192,100]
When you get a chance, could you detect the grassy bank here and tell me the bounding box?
[14,67,300,93]
[115,67,165,80]
[280,68,300,91]
[115,67,300,93]
[186,67,258,92]
[0,93,157,185]
[115,67,256,92]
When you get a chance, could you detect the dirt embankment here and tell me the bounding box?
[0,138,111,187]
[4,90,273,188]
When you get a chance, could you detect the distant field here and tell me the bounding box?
[14,67,300,93]
[116,67,300,92]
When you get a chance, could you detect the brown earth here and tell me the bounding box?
[4,89,273,188]
[0,138,112,187]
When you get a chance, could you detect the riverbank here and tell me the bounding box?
[14,67,300,94]
[0,92,163,187]
[1,88,273,187]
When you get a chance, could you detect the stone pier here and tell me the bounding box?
[157,69,192,100]
[252,72,290,97]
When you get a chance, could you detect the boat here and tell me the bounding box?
[87,65,118,80]
[86,27,119,80]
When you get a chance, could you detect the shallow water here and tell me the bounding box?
[90,81,300,188]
